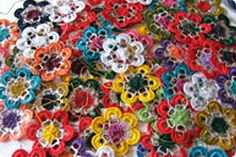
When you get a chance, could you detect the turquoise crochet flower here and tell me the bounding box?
[161,64,192,100]
[0,67,41,108]
[76,26,114,60]
[189,146,228,157]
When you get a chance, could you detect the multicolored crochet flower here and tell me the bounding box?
[27,110,74,156]
[168,12,211,45]
[69,78,103,118]
[0,46,10,75]
[76,26,113,60]
[195,101,236,150]
[0,19,19,49]
[101,33,145,73]
[184,73,219,111]
[144,5,176,39]
[35,82,69,113]
[112,65,161,104]
[186,0,224,16]
[14,0,50,30]
[154,38,188,69]
[0,67,41,108]
[0,103,32,142]
[202,14,236,45]
[16,23,59,58]
[91,107,140,156]
[189,146,228,157]
[216,67,236,109]
[161,64,192,100]
[44,0,85,23]
[32,42,72,81]
[156,94,196,145]
[102,0,143,28]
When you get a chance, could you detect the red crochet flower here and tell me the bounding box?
[168,12,211,45]
[187,39,228,79]
[12,148,47,157]
[156,94,200,145]
[27,110,74,156]
[102,0,143,28]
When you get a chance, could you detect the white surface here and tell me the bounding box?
[0,0,236,157]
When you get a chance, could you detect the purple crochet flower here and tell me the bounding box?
[217,67,236,109]
[154,38,188,69]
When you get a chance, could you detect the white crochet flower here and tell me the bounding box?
[126,0,152,5]
[101,33,145,73]
[184,73,219,111]
[16,24,59,58]
[44,0,85,23]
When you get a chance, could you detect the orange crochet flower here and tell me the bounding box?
[0,19,19,49]
[32,42,72,81]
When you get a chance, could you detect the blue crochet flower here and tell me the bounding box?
[76,26,113,60]
[161,64,192,100]
[189,146,228,157]
[0,67,40,109]
[0,27,10,42]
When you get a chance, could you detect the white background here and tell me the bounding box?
[0,0,235,157]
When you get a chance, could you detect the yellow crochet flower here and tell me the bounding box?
[195,101,236,150]
[91,107,140,156]
[112,65,160,105]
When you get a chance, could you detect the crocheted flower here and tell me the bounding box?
[141,128,188,156]
[0,103,32,142]
[0,67,41,108]
[12,148,47,157]
[154,38,188,69]
[168,12,211,45]
[0,19,19,49]
[76,26,113,60]
[69,78,103,118]
[35,82,69,113]
[136,144,150,157]
[195,101,236,150]
[156,94,196,145]
[184,73,219,111]
[44,0,85,23]
[202,14,236,45]
[144,5,176,39]
[112,65,161,104]
[32,42,72,81]
[102,0,143,28]
[101,33,145,73]
[27,110,74,156]
[189,146,228,157]
[126,0,152,5]
[16,23,59,58]
[14,0,50,31]
[187,0,223,16]
[187,40,228,79]
[91,107,140,156]
[161,64,192,100]
[216,67,236,109]
[0,46,10,75]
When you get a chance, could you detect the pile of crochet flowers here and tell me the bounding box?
[0,0,235,156]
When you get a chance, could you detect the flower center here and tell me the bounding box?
[42,93,58,110]
[45,55,62,71]
[116,6,129,17]
[167,105,191,132]
[197,1,211,13]
[2,111,19,129]
[128,75,144,91]
[9,82,26,97]
[42,124,60,143]
[211,117,229,134]
[25,9,41,22]
[73,91,94,108]
[168,44,184,60]
[196,50,215,71]
[0,28,10,42]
